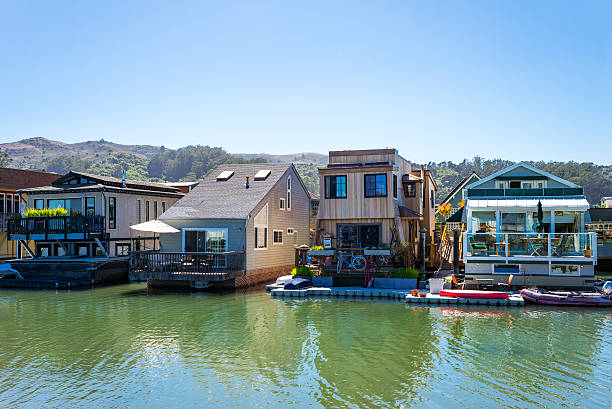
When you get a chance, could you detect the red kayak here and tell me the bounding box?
[439,289,509,299]
[521,288,612,307]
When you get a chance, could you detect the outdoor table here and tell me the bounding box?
[494,242,506,255]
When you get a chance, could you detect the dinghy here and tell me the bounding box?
[439,289,509,299]
[520,288,612,307]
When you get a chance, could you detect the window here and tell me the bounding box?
[522,182,532,189]
[337,224,380,248]
[325,175,347,199]
[403,181,416,197]
[115,243,131,256]
[431,190,435,208]
[254,204,268,249]
[393,174,398,198]
[5,194,12,213]
[85,197,95,216]
[509,181,521,189]
[287,228,294,235]
[287,177,291,210]
[255,227,268,249]
[279,197,285,210]
[137,200,142,223]
[48,198,82,214]
[497,182,505,189]
[108,197,117,229]
[154,201,158,219]
[184,229,227,253]
[161,201,166,213]
[364,174,387,197]
[0,194,4,213]
[550,265,579,276]
[34,199,44,210]
[14,195,19,214]
[145,201,150,221]
[538,182,544,188]
[76,244,89,256]
[273,230,283,244]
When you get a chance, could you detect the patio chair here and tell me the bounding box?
[496,274,514,290]
[551,235,569,257]
[470,241,488,256]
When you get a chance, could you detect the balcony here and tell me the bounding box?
[0,213,20,233]
[8,215,106,240]
[128,251,246,282]
[463,232,597,264]
[467,187,584,198]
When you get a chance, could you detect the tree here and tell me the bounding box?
[0,150,12,167]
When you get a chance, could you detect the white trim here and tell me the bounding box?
[466,162,578,189]
[279,197,286,210]
[254,226,268,250]
[272,229,283,245]
[287,176,292,211]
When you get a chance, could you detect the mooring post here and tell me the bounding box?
[419,228,426,272]
[453,229,460,274]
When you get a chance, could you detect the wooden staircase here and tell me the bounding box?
[437,225,454,272]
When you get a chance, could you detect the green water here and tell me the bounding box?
[0,285,610,409]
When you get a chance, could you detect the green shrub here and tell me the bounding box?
[23,207,68,218]
[310,245,323,251]
[392,268,420,279]
[291,266,315,277]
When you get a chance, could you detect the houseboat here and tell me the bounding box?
[4,171,183,287]
[0,167,60,259]
[129,163,311,289]
[461,162,596,289]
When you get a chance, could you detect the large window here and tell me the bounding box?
[34,199,44,210]
[137,200,142,223]
[403,182,416,197]
[254,204,268,249]
[108,197,117,229]
[184,229,227,253]
[364,174,387,197]
[85,197,95,216]
[325,175,347,199]
[337,224,380,248]
[48,198,82,214]
[502,213,526,233]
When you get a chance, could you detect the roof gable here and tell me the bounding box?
[466,162,577,189]
[440,172,480,205]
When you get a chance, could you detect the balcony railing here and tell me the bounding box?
[467,187,584,198]
[463,232,597,262]
[128,251,246,282]
[0,213,20,232]
[8,215,106,240]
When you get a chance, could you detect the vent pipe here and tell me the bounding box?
[121,169,127,188]
[245,176,250,189]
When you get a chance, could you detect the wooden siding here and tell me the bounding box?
[328,149,398,165]
[246,166,310,272]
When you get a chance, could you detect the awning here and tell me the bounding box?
[129,220,180,233]
[466,198,589,211]
[398,206,423,219]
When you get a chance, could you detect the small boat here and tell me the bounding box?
[520,288,612,307]
[438,289,509,299]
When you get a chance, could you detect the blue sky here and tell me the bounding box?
[0,1,610,164]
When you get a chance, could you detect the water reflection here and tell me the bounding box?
[0,286,610,409]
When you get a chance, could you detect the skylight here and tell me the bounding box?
[216,170,234,181]
[254,169,271,180]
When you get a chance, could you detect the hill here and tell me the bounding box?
[0,138,610,202]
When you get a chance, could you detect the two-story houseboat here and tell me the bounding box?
[316,148,437,254]
[462,162,596,289]
[4,171,183,287]
[129,163,311,290]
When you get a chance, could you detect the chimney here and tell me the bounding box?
[121,169,126,188]
[245,176,250,189]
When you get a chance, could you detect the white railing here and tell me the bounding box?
[462,232,597,264]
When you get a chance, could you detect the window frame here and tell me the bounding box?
[115,243,131,256]
[273,230,283,245]
[137,199,142,223]
[145,200,150,221]
[108,197,117,230]
[34,199,44,210]
[403,181,416,198]
[85,197,96,216]
[364,174,388,198]
[279,197,286,210]
[393,174,398,198]
[287,176,291,211]
[154,201,158,219]
[324,175,347,199]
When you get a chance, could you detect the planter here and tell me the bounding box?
[295,275,333,287]
[582,249,592,257]
[428,278,444,294]
[309,250,335,256]
[363,249,391,256]
[372,277,417,290]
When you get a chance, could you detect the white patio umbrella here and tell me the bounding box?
[129,220,180,251]
[129,220,180,233]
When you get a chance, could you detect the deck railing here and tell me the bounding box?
[0,213,19,232]
[307,247,414,273]
[463,232,597,262]
[8,215,106,239]
[467,187,584,198]
[128,251,246,282]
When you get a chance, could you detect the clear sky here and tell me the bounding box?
[1,1,610,164]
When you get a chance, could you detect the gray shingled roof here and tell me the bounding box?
[160,163,292,219]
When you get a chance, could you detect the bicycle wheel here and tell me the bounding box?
[352,256,366,271]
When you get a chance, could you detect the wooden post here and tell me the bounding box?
[453,229,459,274]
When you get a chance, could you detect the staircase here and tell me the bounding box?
[437,225,454,273]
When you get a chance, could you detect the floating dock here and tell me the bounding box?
[266,284,524,306]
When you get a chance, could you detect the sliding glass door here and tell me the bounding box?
[183,229,228,267]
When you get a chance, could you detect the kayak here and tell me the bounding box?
[438,289,509,299]
[521,288,612,307]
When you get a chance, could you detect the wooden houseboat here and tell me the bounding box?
[129,163,311,289]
